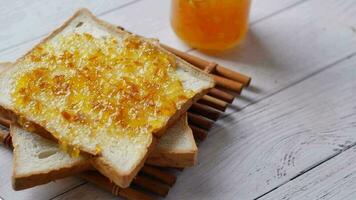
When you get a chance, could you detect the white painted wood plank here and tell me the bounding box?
[260,146,356,200]
[164,43,356,200]
[0,0,137,51]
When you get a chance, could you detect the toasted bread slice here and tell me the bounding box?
[147,114,197,167]
[10,125,91,190]
[10,114,197,190]
[0,62,198,170]
[0,9,214,187]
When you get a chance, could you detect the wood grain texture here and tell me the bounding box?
[250,0,307,23]
[164,44,356,200]
[260,146,356,200]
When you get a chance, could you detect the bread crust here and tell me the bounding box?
[0,9,215,188]
[148,115,198,167]
[10,125,92,191]
[12,161,91,191]
[91,137,158,188]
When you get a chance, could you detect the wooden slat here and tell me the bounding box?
[80,171,154,200]
[187,113,214,130]
[198,95,228,112]
[0,117,10,128]
[211,74,244,94]
[208,88,235,104]
[133,176,170,197]
[52,182,143,200]
[141,165,176,186]
[189,103,220,121]
[190,125,208,141]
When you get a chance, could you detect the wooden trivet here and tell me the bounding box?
[0,42,251,199]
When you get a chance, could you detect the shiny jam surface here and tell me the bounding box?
[171,0,250,52]
[12,33,193,155]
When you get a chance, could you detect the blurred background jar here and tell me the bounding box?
[171,0,251,52]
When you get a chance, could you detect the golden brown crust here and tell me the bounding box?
[149,114,198,167]
[12,160,91,191]
[91,137,158,188]
[10,125,92,191]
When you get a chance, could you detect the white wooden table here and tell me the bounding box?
[1,0,356,199]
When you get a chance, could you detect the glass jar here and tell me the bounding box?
[171,0,251,52]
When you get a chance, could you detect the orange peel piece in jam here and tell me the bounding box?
[12,34,194,156]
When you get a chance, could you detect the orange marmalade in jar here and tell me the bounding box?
[171,0,251,52]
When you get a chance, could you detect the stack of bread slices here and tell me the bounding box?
[0,9,215,192]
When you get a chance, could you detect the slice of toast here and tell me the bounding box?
[0,61,197,167]
[147,114,198,167]
[0,9,214,187]
[11,113,196,190]
[10,125,91,190]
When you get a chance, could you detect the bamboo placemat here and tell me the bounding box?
[0,42,251,200]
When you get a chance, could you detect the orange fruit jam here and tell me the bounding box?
[171,0,251,52]
[12,34,194,155]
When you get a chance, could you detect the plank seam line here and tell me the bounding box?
[0,0,144,54]
[254,142,356,199]
[250,0,310,26]
[186,0,311,53]
[95,0,143,17]
[215,51,356,127]
[48,181,88,200]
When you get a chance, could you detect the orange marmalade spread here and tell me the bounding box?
[12,33,193,156]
